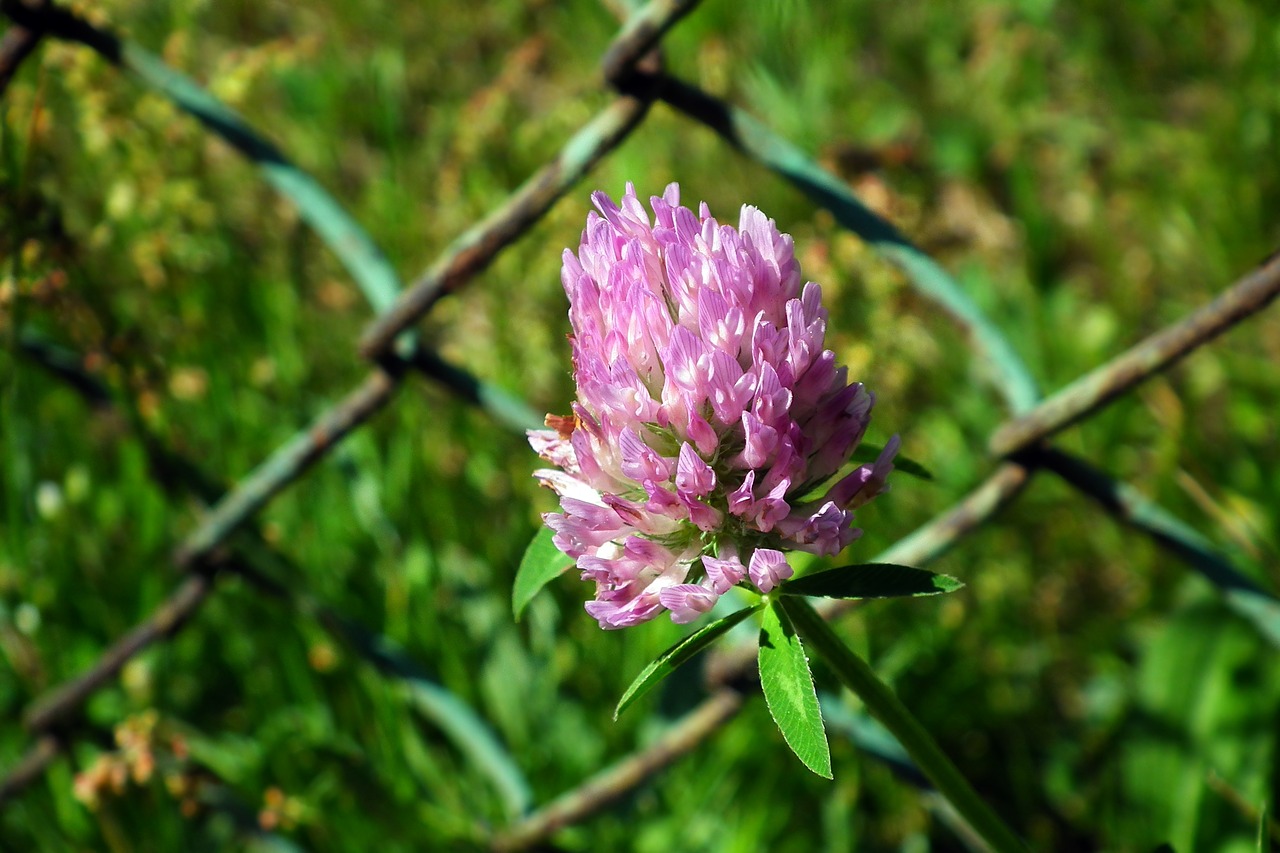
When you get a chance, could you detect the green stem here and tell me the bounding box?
[781,597,1026,853]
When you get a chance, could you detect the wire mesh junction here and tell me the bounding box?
[2,0,1279,847]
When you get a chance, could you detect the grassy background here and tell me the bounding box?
[2,0,1278,849]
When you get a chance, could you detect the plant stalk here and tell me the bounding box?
[781,596,1026,853]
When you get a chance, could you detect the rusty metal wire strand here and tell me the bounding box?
[4,0,1280,843]
[20,571,217,734]
[171,369,401,569]
[0,736,59,805]
[0,2,44,96]
[3,334,537,808]
[356,96,651,361]
[990,250,1280,456]
[357,0,702,360]
[0,0,693,805]
[492,689,746,853]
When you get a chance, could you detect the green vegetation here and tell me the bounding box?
[2,0,1278,849]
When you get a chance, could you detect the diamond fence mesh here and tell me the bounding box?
[2,0,1278,848]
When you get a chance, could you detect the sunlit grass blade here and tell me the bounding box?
[614,603,762,720]
[781,564,963,600]
[512,527,572,619]
[320,610,533,820]
[758,599,831,778]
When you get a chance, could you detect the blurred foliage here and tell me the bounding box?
[2,0,1279,850]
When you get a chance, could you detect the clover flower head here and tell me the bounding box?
[530,183,897,629]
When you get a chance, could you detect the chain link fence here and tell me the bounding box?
[2,0,1278,847]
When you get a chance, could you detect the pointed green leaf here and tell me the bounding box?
[852,442,933,480]
[512,527,572,619]
[758,600,831,778]
[780,563,963,600]
[614,603,762,720]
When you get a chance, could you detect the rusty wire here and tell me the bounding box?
[1,1,1278,848]
[0,0,695,804]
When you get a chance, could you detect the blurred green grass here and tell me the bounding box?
[2,0,1279,849]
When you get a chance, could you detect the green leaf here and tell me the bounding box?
[758,599,832,778]
[614,603,762,719]
[780,563,963,600]
[851,442,933,480]
[512,527,572,619]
